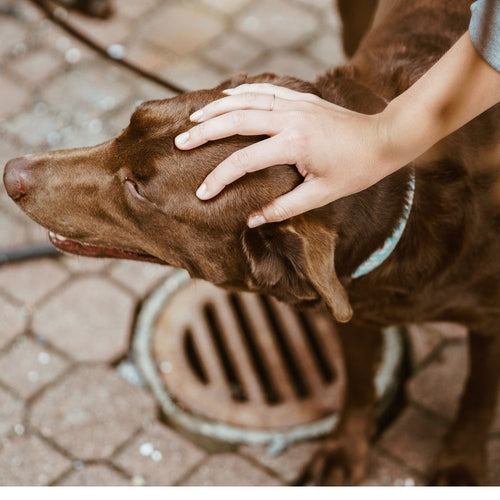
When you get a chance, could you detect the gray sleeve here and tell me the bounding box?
[469,0,500,71]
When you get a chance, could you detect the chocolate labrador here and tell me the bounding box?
[3,0,500,486]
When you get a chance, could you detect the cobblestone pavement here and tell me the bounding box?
[0,0,499,487]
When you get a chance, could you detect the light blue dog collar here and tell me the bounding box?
[351,171,415,279]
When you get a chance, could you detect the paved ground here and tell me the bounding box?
[0,0,499,486]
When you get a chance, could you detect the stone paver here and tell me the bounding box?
[141,4,225,56]
[0,337,69,399]
[0,214,29,250]
[0,258,69,306]
[202,0,252,14]
[33,276,135,362]
[113,422,207,485]
[10,49,65,88]
[30,365,156,460]
[407,343,468,421]
[182,453,281,486]
[203,32,264,72]
[407,324,443,366]
[361,450,425,486]
[0,434,70,486]
[236,0,318,48]
[0,295,26,350]
[249,51,323,82]
[61,255,113,274]
[108,260,172,296]
[58,464,130,486]
[0,0,498,487]
[426,322,467,340]
[0,387,24,438]
[0,18,28,58]
[379,407,447,475]
[0,76,30,118]
[307,32,345,68]
[42,64,132,117]
[241,441,322,483]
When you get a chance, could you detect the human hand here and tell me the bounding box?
[175,83,397,228]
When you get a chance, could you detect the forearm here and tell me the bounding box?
[379,32,500,172]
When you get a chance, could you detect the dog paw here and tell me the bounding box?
[428,455,485,486]
[298,436,369,486]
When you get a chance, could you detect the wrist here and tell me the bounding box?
[375,97,439,173]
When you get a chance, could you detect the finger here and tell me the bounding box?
[224,83,320,104]
[196,135,292,199]
[247,180,329,227]
[190,93,296,122]
[175,110,283,149]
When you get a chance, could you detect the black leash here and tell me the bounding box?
[0,243,60,265]
[28,0,187,94]
[0,0,187,267]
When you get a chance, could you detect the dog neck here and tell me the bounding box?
[332,167,415,280]
[351,170,415,278]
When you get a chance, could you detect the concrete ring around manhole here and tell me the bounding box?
[133,269,407,448]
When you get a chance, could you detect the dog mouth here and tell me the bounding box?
[48,231,164,264]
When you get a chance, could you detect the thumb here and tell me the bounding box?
[247,180,328,227]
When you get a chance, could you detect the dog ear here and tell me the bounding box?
[242,216,353,323]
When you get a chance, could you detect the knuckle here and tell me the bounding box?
[197,121,209,139]
[266,201,290,222]
[231,110,246,127]
[243,92,257,105]
[285,128,306,150]
[231,149,250,172]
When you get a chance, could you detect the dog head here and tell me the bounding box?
[3,71,387,322]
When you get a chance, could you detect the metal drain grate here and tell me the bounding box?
[134,270,405,445]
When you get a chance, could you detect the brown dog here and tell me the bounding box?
[4,0,500,485]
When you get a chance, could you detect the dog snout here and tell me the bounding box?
[3,157,33,201]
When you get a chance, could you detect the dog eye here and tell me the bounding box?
[125,178,148,202]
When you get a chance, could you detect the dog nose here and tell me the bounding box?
[3,157,32,201]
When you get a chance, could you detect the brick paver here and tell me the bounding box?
[0,336,69,399]
[0,258,69,305]
[361,450,425,486]
[240,441,322,483]
[236,0,318,49]
[406,324,443,366]
[379,407,447,475]
[58,464,130,486]
[0,434,70,486]
[0,387,24,438]
[30,365,156,460]
[182,454,281,486]
[0,0,498,486]
[407,343,468,421]
[0,295,26,349]
[108,260,173,296]
[141,4,225,56]
[32,276,135,362]
[113,422,207,485]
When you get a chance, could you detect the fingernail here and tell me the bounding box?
[196,183,208,199]
[175,132,189,146]
[190,109,203,121]
[223,88,235,94]
[248,214,266,228]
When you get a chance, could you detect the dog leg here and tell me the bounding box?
[336,0,378,57]
[300,321,382,485]
[429,330,500,485]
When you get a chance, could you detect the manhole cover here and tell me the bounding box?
[134,270,405,446]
